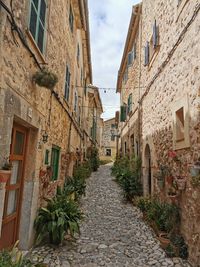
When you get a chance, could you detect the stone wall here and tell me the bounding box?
[0,0,93,250]
[118,0,200,265]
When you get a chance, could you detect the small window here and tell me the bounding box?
[51,146,60,181]
[29,0,47,54]
[106,149,111,156]
[111,124,116,129]
[124,142,127,154]
[175,107,185,142]
[144,42,149,66]
[64,65,71,101]
[69,5,74,32]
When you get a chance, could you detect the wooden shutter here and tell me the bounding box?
[120,106,127,122]
[153,20,158,48]
[144,42,149,66]
[51,147,60,181]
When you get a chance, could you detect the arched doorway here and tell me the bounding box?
[144,144,151,195]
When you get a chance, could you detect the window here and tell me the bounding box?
[175,107,185,142]
[127,94,132,113]
[64,65,71,101]
[51,146,60,181]
[172,95,190,150]
[128,44,136,67]
[29,0,47,54]
[69,5,74,32]
[124,142,127,154]
[106,149,111,156]
[144,20,159,66]
[111,124,116,129]
[123,65,128,83]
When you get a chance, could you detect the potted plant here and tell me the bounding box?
[0,157,12,183]
[33,68,58,90]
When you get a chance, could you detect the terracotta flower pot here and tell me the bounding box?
[158,232,170,249]
[0,170,11,183]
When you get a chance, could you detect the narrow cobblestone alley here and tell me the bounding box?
[30,165,191,267]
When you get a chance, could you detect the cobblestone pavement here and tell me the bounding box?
[30,165,191,267]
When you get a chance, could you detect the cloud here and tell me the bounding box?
[88,0,141,120]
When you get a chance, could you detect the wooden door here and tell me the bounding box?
[0,123,28,249]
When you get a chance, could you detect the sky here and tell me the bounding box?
[88,0,141,120]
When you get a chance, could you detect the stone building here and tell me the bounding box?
[117,1,200,265]
[101,118,117,161]
[0,0,102,251]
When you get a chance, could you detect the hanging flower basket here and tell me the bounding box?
[33,68,58,89]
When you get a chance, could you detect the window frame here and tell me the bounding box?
[28,0,47,54]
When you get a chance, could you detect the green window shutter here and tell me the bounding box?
[51,146,60,181]
[120,106,127,122]
[69,5,74,32]
[29,0,47,54]
[128,94,132,113]
[144,41,149,66]
[45,149,49,165]
[65,65,71,101]
[153,20,159,48]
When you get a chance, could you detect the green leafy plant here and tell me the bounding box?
[135,197,152,212]
[112,156,143,200]
[165,243,176,257]
[0,241,34,266]
[33,68,58,89]
[170,234,188,259]
[34,196,82,245]
[89,147,100,171]
[146,199,180,233]
[191,174,200,187]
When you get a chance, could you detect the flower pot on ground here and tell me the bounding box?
[158,232,170,249]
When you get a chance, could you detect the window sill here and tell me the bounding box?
[26,30,47,65]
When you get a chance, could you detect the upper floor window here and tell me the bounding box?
[29,0,47,54]
[69,5,74,32]
[64,65,71,101]
[144,20,159,66]
[128,43,136,67]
